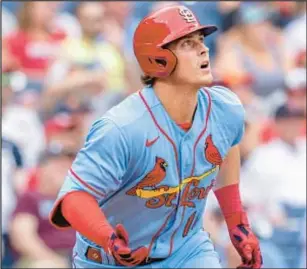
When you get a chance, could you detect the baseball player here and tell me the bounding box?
[50,5,262,268]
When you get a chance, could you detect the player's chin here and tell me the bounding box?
[197,73,213,87]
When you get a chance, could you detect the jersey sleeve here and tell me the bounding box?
[231,109,245,147]
[210,85,246,147]
[50,117,129,228]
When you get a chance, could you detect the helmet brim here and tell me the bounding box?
[159,25,218,47]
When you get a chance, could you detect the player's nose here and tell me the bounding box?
[199,43,209,56]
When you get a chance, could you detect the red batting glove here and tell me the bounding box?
[227,213,263,269]
[108,224,149,267]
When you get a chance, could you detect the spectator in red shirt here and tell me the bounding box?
[9,146,76,268]
[3,2,65,81]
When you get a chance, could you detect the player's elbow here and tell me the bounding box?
[49,193,77,229]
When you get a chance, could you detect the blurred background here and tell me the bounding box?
[1,1,306,268]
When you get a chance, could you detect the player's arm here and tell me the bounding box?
[213,145,248,229]
[49,118,148,266]
[214,144,240,188]
[49,119,119,248]
[211,85,262,268]
[60,191,114,250]
[60,192,148,266]
[49,118,125,229]
[214,145,262,269]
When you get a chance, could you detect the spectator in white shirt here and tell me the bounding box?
[2,137,24,267]
[2,72,46,170]
[241,104,306,226]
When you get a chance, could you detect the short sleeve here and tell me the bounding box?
[209,86,246,147]
[231,111,245,147]
[49,118,129,228]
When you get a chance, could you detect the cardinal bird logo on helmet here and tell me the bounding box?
[179,7,197,23]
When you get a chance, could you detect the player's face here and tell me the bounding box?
[168,31,213,88]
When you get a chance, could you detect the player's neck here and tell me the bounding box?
[153,82,198,124]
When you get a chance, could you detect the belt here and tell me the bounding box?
[138,257,165,266]
[86,247,165,265]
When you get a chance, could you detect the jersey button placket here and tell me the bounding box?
[180,137,192,180]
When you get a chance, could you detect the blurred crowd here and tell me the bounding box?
[1,1,306,268]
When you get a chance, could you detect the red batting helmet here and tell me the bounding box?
[133,5,217,78]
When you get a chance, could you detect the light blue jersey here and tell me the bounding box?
[50,86,245,268]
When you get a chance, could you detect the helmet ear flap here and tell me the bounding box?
[135,45,177,78]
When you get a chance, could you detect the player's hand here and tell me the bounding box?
[229,224,263,269]
[108,224,149,267]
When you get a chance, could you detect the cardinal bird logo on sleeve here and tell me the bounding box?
[204,134,223,167]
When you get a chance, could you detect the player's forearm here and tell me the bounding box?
[214,183,247,229]
[214,145,241,189]
[214,146,247,229]
[61,191,114,251]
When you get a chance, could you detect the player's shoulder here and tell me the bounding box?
[201,85,245,142]
[103,91,147,127]
[202,85,245,120]
[204,85,243,107]
[88,90,148,139]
